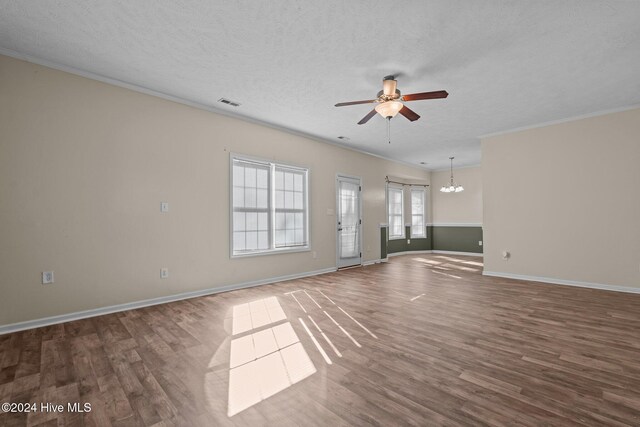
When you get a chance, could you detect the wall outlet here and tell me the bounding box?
[160,268,169,279]
[479,240,483,246]
[42,271,54,284]
[160,202,169,213]
[407,239,411,244]
[312,251,317,259]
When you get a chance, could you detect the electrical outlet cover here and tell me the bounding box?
[42,271,54,284]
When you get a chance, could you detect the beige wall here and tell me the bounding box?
[482,108,640,288]
[0,55,430,326]
[431,166,482,224]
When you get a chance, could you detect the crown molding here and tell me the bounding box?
[430,163,482,172]
[478,104,640,139]
[0,47,428,172]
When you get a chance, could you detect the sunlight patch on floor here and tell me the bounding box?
[432,270,462,280]
[229,296,287,335]
[227,298,317,417]
[412,257,442,265]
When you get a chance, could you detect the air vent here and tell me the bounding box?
[337,136,350,141]
[218,98,241,107]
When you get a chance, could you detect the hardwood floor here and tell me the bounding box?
[2,254,640,426]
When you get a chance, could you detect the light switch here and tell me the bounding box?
[160,202,169,213]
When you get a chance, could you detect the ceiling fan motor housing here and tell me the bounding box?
[377,89,401,101]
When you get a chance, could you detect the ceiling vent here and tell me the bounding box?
[218,98,241,107]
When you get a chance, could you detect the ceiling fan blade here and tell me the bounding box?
[335,99,377,107]
[399,105,420,122]
[357,109,377,125]
[402,90,448,102]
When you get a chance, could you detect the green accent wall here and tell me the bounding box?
[387,226,433,254]
[380,227,387,259]
[385,225,483,255]
[432,226,483,253]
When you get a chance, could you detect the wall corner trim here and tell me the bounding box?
[0,267,337,336]
[482,271,640,294]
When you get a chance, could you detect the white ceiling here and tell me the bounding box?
[1,1,639,170]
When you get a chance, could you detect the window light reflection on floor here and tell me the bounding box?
[230,296,287,335]
[227,297,317,417]
[431,269,462,280]
[412,257,442,265]
[462,260,483,267]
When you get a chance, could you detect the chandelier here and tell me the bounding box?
[440,157,464,193]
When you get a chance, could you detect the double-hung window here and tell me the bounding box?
[231,155,309,256]
[410,188,426,238]
[274,166,307,248]
[387,185,404,239]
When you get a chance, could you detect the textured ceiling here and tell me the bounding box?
[1,1,640,169]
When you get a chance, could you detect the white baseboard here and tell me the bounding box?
[432,250,484,257]
[482,271,640,294]
[388,250,484,258]
[428,223,483,227]
[363,258,387,266]
[0,267,337,336]
[388,250,434,257]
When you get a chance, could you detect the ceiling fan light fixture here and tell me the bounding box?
[375,101,403,118]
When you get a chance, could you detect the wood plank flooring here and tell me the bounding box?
[2,254,640,426]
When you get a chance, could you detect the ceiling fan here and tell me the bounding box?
[335,75,448,125]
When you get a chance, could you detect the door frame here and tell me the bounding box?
[335,173,363,269]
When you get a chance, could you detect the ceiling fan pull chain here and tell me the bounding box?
[387,117,391,144]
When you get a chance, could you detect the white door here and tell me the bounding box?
[337,175,362,268]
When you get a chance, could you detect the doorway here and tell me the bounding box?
[336,175,362,268]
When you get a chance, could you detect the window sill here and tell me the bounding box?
[231,246,311,259]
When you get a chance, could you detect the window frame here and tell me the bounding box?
[410,187,426,238]
[230,153,310,258]
[387,184,405,240]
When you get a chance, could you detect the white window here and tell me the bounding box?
[388,185,404,239]
[232,155,309,256]
[274,166,307,248]
[411,188,426,238]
